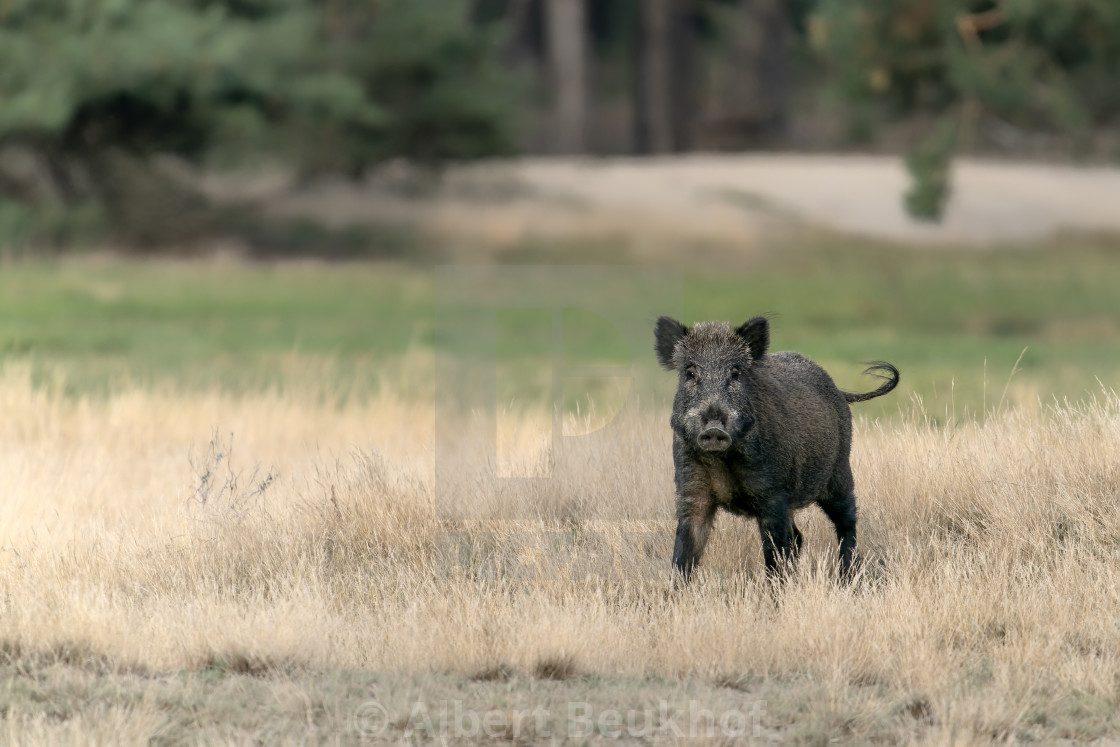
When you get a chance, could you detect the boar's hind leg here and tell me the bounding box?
[820,470,858,582]
[673,500,716,583]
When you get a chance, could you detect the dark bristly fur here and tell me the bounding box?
[654,316,899,583]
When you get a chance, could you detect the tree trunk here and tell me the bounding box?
[635,0,695,154]
[544,0,587,154]
[704,0,790,148]
[504,0,538,65]
[670,0,697,151]
[758,0,790,139]
[635,0,672,154]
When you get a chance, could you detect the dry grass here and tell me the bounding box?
[2,362,1120,742]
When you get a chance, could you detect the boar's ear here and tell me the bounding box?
[654,316,688,370]
[735,316,769,361]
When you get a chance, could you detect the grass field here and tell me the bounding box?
[2,237,1120,743]
[3,234,1120,414]
[3,368,1120,743]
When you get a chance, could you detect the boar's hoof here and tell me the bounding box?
[697,427,731,452]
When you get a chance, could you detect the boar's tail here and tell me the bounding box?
[843,362,900,403]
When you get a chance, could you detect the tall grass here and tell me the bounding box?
[2,363,1119,741]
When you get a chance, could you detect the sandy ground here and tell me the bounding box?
[504,154,1120,245]
[233,154,1120,249]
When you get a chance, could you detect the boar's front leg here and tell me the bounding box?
[673,497,717,583]
[788,518,804,559]
[757,502,796,578]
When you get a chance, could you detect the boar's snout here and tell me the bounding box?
[697,426,731,452]
[696,402,733,451]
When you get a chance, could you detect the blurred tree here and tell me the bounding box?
[544,0,588,153]
[0,0,369,245]
[811,0,1120,220]
[635,0,696,153]
[0,0,519,247]
[475,0,799,156]
[304,0,521,174]
[695,0,792,149]
[634,0,806,154]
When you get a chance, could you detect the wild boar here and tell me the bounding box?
[655,315,899,583]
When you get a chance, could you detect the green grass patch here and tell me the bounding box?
[0,258,432,396]
[1,235,1119,416]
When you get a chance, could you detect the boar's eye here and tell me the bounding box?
[684,368,697,382]
[730,368,740,382]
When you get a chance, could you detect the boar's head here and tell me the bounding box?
[654,316,769,453]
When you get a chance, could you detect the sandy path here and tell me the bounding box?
[504,154,1120,245]
[261,154,1120,248]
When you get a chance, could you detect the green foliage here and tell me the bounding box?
[0,199,107,255]
[360,0,519,165]
[300,0,521,174]
[811,0,1120,220]
[0,0,371,149]
[810,1,959,117]
[0,0,520,248]
[0,197,108,253]
[904,117,958,221]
